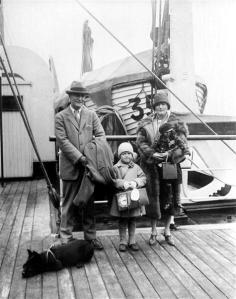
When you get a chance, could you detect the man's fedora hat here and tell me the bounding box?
[66,81,89,96]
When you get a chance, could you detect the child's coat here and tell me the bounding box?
[110,161,146,217]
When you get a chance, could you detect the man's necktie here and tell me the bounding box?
[74,110,80,124]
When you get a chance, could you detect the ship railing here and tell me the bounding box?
[49,135,236,142]
[49,134,236,204]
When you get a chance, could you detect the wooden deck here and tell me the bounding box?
[0,179,236,299]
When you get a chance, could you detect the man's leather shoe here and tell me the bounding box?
[90,239,103,250]
[149,234,157,246]
[119,244,127,252]
[128,243,139,251]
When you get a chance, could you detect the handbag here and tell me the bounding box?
[161,162,177,180]
[115,188,149,211]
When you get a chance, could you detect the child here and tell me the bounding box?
[110,142,146,252]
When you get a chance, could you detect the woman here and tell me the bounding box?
[136,90,189,246]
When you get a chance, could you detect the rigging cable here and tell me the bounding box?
[74,0,236,156]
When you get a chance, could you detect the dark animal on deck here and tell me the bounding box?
[22,239,94,278]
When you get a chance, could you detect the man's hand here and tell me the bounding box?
[79,156,88,167]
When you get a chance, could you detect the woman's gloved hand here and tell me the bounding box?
[153,152,168,162]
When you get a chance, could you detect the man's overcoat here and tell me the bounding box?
[55,106,105,180]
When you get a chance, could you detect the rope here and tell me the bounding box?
[74,0,236,156]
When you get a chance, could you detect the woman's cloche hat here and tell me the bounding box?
[153,90,170,109]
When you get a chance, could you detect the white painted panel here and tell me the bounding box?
[112,82,152,135]
[169,0,197,113]
[0,112,32,178]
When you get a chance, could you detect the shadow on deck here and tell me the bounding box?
[0,180,235,299]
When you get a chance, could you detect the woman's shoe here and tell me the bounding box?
[149,234,157,246]
[164,233,175,246]
[170,223,178,231]
[119,244,127,252]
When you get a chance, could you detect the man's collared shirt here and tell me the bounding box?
[70,104,82,123]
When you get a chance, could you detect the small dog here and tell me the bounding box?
[22,239,94,278]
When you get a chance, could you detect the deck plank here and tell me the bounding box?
[184,229,236,276]
[193,230,236,264]
[93,242,126,299]
[170,231,230,299]
[221,229,236,240]
[8,181,37,299]
[208,230,236,255]
[71,265,92,299]
[42,235,59,299]
[0,182,23,265]
[0,182,19,233]
[128,237,176,299]
[213,229,236,246]
[0,183,11,210]
[177,230,236,288]
[57,268,76,299]
[25,180,46,299]
[110,235,159,299]
[0,182,20,270]
[0,181,27,299]
[137,234,192,299]
[0,180,236,299]
[142,233,211,299]
[84,255,109,299]
[157,235,215,299]
[102,236,143,298]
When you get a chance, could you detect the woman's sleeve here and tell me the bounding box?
[136,128,155,160]
[133,165,147,188]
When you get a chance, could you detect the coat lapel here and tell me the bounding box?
[64,107,79,131]
[78,107,87,130]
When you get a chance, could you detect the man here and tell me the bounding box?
[55,81,105,249]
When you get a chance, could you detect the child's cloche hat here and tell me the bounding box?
[118,142,134,157]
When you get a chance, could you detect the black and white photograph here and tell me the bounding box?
[0,0,236,298]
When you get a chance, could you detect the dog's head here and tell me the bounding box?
[22,249,43,278]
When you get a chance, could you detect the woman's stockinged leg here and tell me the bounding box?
[149,218,158,246]
[151,218,157,235]
[163,215,175,246]
[164,215,172,236]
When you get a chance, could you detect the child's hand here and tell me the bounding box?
[123,181,130,190]
[129,181,137,189]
